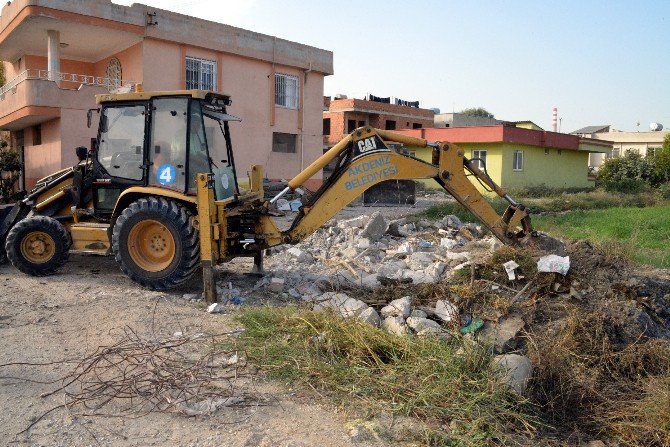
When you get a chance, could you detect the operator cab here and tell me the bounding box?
[90,90,240,215]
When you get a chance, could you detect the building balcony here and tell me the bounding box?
[0,70,137,130]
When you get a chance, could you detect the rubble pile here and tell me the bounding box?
[264,211,497,292]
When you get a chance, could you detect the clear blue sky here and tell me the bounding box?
[116,0,670,132]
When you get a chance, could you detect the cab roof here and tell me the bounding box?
[95,90,231,105]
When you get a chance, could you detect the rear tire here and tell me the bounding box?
[5,216,70,276]
[112,197,199,290]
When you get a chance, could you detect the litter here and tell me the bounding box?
[503,260,520,280]
[537,255,570,276]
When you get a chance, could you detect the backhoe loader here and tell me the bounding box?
[0,89,552,301]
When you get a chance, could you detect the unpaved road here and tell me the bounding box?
[0,254,362,447]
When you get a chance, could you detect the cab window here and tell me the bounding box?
[149,97,188,191]
[187,100,211,193]
[97,105,145,181]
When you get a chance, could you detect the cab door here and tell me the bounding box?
[93,103,148,214]
[148,97,189,192]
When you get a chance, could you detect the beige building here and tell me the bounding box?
[0,0,333,189]
[572,125,668,169]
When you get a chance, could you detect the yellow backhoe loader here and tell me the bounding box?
[0,90,555,301]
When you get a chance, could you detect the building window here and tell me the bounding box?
[357,120,365,127]
[513,150,524,171]
[412,123,422,129]
[272,132,297,153]
[385,120,396,130]
[647,147,661,157]
[347,119,357,133]
[472,150,487,170]
[275,73,299,109]
[33,125,42,146]
[323,118,331,135]
[186,57,217,90]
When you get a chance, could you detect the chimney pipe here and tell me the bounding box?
[552,107,557,132]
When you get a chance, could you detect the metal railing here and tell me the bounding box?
[0,69,138,97]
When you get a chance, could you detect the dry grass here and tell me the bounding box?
[234,307,540,446]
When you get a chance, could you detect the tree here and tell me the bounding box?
[460,107,495,119]
[597,150,658,193]
[0,137,21,203]
[652,134,670,183]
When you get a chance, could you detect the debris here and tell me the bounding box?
[361,212,388,241]
[502,260,520,280]
[182,293,201,301]
[537,254,570,275]
[207,303,225,313]
[406,316,442,333]
[357,307,381,327]
[460,317,484,335]
[382,316,407,336]
[287,247,313,263]
[381,296,412,319]
[492,354,532,395]
[410,309,428,319]
[479,316,525,354]
[434,300,458,323]
[268,277,285,292]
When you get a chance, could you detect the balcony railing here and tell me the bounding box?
[0,69,138,97]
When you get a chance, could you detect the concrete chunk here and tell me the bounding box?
[361,212,388,242]
[406,316,442,333]
[434,300,458,323]
[382,316,407,336]
[492,354,532,395]
[479,316,525,353]
[381,296,412,318]
[357,307,381,327]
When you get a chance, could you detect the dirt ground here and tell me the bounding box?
[0,252,372,447]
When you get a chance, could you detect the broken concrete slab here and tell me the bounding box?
[406,316,442,333]
[492,354,532,395]
[287,247,314,263]
[361,212,388,242]
[268,277,285,293]
[381,296,412,318]
[434,300,458,323]
[410,309,428,319]
[382,316,407,336]
[358,307,381,327]
[479,315,525,354]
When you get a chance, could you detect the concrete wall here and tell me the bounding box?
[499,144,592,190]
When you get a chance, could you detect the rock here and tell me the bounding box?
[287,247,313,263]
[446,251,470,263]
[410,309,427,319]
[361,212,388,242]
[381,296,412,318]
[312,292,349,311]
[358,307,381,327]
[287,288,301,299]
[443,214,462,229]
[402,270,431,284]
[492,354,532,395]
[268,277,285,292]
[361,274,380,289]
[426,262,447,280]
[182,293,200,301]
[440,238,458,250]
[386,220,409,237]
[434,300,458,323]
[479,316,525,354]
[340,215,368,229]
[357,238,371,250]
[406,316,442,333]
[407,252,435,270]
[207,303,225,314]
[382,316,407,336]
[338,297,369,318]
[394,242,413,255]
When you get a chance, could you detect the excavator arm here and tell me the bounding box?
[271,127,533,245]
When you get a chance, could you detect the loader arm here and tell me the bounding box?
[273,127,532,245]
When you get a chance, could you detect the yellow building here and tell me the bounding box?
[393,125,609,194]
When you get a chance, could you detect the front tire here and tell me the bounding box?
[5,216,70,276]
[112,197,200,290]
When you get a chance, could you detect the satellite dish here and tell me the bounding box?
[650,122,664,132]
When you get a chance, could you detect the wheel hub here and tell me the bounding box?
[20,231,55,264]
[127,219,176,273]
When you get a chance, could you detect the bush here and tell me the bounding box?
[652,134,670,183]
[597,150,659,193]
[0,143,21,203]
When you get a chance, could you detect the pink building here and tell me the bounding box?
[0,0,333,189]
